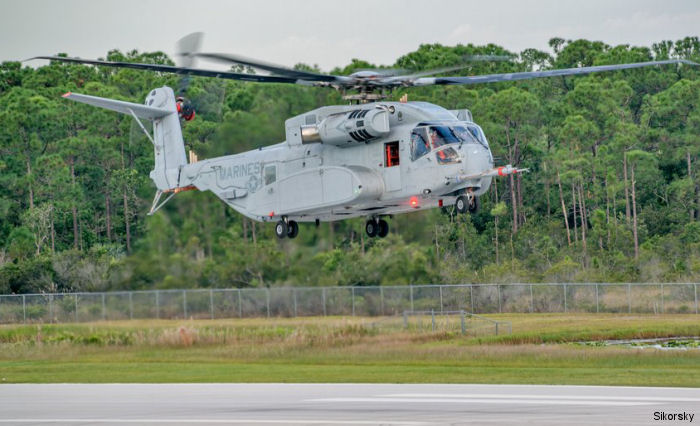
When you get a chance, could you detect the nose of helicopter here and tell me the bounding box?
[459,143,493,175]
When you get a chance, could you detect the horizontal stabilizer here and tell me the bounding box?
[62,92,172,119]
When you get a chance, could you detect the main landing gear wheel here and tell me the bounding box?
[287,220,299,239]
[275,220,288,239]
[366,218,389,238]
[377,219,389,238]
[365,219,378,238]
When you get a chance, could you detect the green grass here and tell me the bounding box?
[1,314,699,386]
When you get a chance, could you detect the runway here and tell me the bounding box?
[0,383,698,425]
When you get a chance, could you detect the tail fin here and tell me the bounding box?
[62,87,187,191]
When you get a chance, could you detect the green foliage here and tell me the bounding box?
[1,36,699,293]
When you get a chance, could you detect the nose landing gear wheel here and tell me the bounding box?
[365,219,378,238]
[275,220,288,239]
[455,195,468,214]
[377,219,389,238]
[468,196,479,213]
[287,220,299,239]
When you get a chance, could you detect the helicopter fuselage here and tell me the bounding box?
[180,101,495,223]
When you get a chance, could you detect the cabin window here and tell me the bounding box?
[410,128,430,161]
[384,141,400,167]
[264,165,276,185]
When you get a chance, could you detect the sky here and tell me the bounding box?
[2,0,699,72]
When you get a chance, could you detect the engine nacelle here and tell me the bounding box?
[301,107,390,146]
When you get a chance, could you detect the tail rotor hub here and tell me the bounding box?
[176,97,196,121]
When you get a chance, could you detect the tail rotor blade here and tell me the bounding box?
[176,32,203,95]
[176,32,203,68]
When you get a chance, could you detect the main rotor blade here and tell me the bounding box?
[414,59,699,86]
[196,52,338,82]
[31,56,302,84]
[383,64,483,82]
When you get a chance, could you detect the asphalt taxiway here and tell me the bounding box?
[0,383,698,425]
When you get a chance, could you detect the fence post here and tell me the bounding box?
[74,293,79,323]
[495,322,499,336]
[410,286,414,312]
[595,283,599,313]
[293,288,298,317]
[101,293,106,321]
[470,285,474,313]
[129,292,134,320]
[563,284,567,313]
[439,286,443,312]
[380,287,384,315]
[183,290,187,319]
[266,288,270,318]
[238,289,242,318]
[155,291,160,320]
[49,294,54,323]
[22,295,26,324]
[627,283,631,314]
[460,310,466,335]
[209,289,214,320]
[695,284,698,315]
[403,311,408,329]
[351,287,355,316]
[431,309,435,332]
[530,284,534,313]
[661,283,665,314]
[322,288,327,316]
[497,285,501,313]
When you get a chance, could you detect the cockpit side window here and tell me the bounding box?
[410,127,430,161]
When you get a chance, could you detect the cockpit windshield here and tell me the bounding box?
[411,124,488,161]
[465,125,489,147]
[427,126,459,148]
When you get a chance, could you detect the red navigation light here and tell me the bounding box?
[410,196,419,208]
[438,199,443,207]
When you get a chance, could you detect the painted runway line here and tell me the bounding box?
[309,397,654,406]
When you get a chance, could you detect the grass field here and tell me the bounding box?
[1,314,699,386]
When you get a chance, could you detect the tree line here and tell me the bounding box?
[1,37,699,294]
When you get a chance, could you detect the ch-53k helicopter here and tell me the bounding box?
[35,34,697,239]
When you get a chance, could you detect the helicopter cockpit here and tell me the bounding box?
[410,123,489,164]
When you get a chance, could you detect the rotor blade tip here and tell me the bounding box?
[62,92,72,98]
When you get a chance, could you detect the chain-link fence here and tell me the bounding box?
[0,283,698,324]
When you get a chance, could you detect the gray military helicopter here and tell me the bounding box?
[34,34,698,239]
